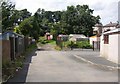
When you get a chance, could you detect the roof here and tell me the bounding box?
[90,35,97,38]
[103,28,120,35]
[69,34,87,38]
[58,34,69,37]
[104,22,118,27]
[0,31,24,40]
[95,23,103,27]
[116,24,120,28]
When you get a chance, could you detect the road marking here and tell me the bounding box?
[73,55,120,70]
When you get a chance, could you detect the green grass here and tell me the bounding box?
[48,40,56,45]
[38,36,56,45]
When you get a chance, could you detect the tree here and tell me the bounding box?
[60,5,100,36]
[1,1,15,32]
[19,17,33,36]
[1,1,32,32]
[3,3,100,40]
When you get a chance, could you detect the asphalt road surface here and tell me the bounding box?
[8,44,118,82]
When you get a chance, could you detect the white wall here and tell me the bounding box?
[90,37,97,45]
[108,34,119,63]
[100,35,109,59]
[119,34,120,64]
[100,33,120,64]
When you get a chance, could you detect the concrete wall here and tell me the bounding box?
[118,34,120,64]
[108,34,119,63]
[100,35,109,59]
[100,34,120,64]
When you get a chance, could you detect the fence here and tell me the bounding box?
[1,40,11,63]
[1,36,33,62]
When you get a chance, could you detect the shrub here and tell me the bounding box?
[77,41,92,49]
[38,37,56,45]
[38,37,47,44]
[65,41,92,49]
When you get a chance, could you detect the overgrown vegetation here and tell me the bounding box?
[2,44,37,82]
[2,0,101,40]
[38,36,56,45]
[63,41,92,49]
[54,46,62,51]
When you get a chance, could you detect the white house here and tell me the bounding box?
[100,28,120,64]
[103,22,118,33]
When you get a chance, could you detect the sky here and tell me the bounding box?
[11,0,119,25]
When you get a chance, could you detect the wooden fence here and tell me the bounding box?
[1,40,11,63]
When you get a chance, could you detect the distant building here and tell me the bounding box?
[45,32,53,40]
[90,23,103,49]
[93,23,103,36]
[69,34,88,42]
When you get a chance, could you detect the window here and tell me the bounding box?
[104,35,109,44]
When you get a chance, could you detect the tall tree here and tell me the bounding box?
[60,5,100,36]
[1,1,32,32]
[2,1,15,32]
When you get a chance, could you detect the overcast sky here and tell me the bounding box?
[11,0,119,25]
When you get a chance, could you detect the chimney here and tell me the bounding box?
[110,22,112,24]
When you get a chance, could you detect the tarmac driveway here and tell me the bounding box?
[8,45,118,82]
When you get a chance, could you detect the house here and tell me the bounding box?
[90,23,103,49]
[69,34,88,42]
[100,27,120,64]
[103,22,118,33]
[93,23,103,36]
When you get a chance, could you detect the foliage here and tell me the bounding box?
[54,46,62,51]
[1,0,101,42]
[1,1,15,32]
[2,43,37,82]
[77,41,93,49]
[38,36,47,44]
[13,26,21,33]
[1,1,31,32]
[65,41,92,49]
[19,17,33,35]
[47,40,56,45]
[38,36,56,45]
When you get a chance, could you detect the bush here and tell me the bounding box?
[77,41,92,49]
[65,41,92,49]
[38,37,46,44]
[38,36,56,45]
